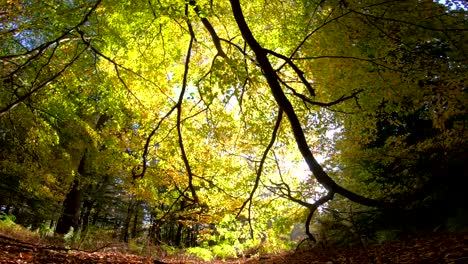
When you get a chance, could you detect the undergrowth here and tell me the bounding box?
[0,213,295,262]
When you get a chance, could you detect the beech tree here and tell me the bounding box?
[1,0,466,247]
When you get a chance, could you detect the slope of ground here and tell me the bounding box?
[0,232,467,263]
[246,232,468,264]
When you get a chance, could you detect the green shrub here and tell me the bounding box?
[212,244,237,259]
[187,247,214,261]
[63,226,82,245]
[38,222,53,238]
[258,236,292,255]
[0,213,40,242]
[160,244,178,256]
[375,229,401,244]
[129,238,144,254]
[0,213,17,228]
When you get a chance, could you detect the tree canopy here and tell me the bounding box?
[1,0,467,256]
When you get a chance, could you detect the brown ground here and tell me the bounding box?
[0,232,467,263]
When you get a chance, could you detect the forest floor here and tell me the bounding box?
[0,232,467,264]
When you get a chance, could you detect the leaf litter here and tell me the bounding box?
[0,232,467,263]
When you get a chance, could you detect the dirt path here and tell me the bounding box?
[0,232,467,263]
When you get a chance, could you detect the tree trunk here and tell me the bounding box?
[55,178,83,234]
[4,204,11,214]
[121,198,135,242]
[175,222,183,247]
[81,199,95,232]
[56,153,88,235]
[91,202,101,226]
[56,114,110,235]
[131,201,140,238]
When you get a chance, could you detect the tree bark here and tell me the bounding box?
[91,203,101,226]
[81,199,95,232]
[175,222,183,247]
[56,114,110,235]
[56,156,86,235]
[121,198,135,242]
[228,0,385,208]
[131,201,140,239]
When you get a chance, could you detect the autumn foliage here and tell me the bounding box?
[1,0,467,262]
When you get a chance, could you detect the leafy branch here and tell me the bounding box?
[229,0,386,208]
[0,0,102,117]
[267,153,335,242]
[349,9,468,32]
[0,0,101,64]
[292,55,407,73]
[0,45,89,118]
[270,178,335,242]
[280,8,352,70]
[237,108,283,238]
[132,105,178,180]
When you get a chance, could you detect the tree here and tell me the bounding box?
[1,0,466,249]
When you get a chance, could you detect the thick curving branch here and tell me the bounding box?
[175,6,198,203]
[132,104,178,180]
[229,0,385,208]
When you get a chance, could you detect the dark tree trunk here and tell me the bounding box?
[149,216,162,244]
[89,174,110,227]
[55,114,109,235]
[131,201,140,238]
[81,199,95,232]
[175,222,183,247]
[91,202,101,226]
[149,211,157,242]
[4,204,11,214]
[56,178,83,234]
[167,225,174,244]
[121,198,135,242]
[56,155,86,235]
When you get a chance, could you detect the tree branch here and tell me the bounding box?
[175,6,198,203]
[0,46,89,118]
[0,0,102,117]
[264,48,315,96]
[293,55,407,73]
[350,9,468,32]
[286,85,364,108]
[269,177,335,242]
[229,0,386,208]
[236,108,283,237]
[132,105,178,180]
[189,0,226,58]
[279,9,352,71]
[0,0,101,72]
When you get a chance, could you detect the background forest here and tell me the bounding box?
[1,0,467,260]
